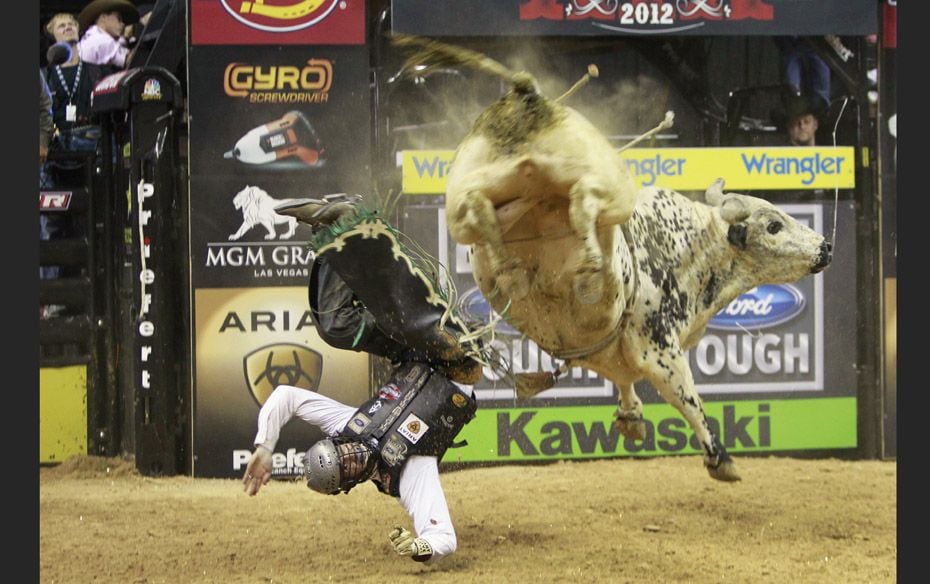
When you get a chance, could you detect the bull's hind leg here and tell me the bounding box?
[613,384,646,440]
[646,353,741,482]
[447,185,530,301]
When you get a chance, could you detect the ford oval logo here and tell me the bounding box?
[708,284,806,331]
[457,287,520,335]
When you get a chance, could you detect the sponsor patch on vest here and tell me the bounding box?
[405,365,423,382]
[367,400,383,414]
[382,434,408,466]
[378,383,401,401]
[346,412,371,434]
[451,393,468,408]
[398,413,429,444]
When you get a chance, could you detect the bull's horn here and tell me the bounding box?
[704,178,726,206]
[719,198,750,224]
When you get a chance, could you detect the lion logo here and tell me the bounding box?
[228,185,299,241]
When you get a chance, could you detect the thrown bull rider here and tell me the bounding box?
[241,194,492,564]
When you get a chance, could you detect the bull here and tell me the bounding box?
[393,36,833,482]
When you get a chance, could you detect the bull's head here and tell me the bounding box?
[705,178,832,280]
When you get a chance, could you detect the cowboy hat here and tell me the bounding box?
[784,94,822,121]
[772,92,828,130]
[78,0,140,31]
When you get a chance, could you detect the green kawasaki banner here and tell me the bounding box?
[445,397,857,463]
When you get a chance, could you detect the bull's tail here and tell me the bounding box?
[391,34,534,92]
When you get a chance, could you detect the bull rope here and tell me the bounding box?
[828,96,849,246]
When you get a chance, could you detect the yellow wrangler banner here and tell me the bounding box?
[401,147,856,194]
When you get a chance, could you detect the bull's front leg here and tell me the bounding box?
[645,353,741,482]
[447,187,530,301]
[567,175,608,304]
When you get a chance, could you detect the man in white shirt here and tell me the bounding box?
[241,197,490,564]
[243,364,476,564]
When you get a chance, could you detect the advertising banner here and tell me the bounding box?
[402,147,856,194]
[391,0,877,37]
[187,41,372,477]
[188,45,371,288]
[191,0,365,45]
[193,287,369,477]
[447,398,857,463]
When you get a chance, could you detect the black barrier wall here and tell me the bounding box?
[91,66,187,475]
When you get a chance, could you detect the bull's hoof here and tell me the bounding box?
[514,372,556,399]
[704,438,741,481]
[613,414,646,440]
[706,461,741,482]
[704,452,742,482]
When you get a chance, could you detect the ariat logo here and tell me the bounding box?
[398,413,428,444]
[220,0,341,33]
[224,60,333,103]
[243,343,322,406]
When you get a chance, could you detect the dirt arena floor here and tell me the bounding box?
[40,454,896,583]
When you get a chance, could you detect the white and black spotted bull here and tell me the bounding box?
[393,36,832,481]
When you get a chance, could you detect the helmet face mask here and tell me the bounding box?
[305,438,375,495]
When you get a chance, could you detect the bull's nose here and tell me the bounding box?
[811,240,832,273]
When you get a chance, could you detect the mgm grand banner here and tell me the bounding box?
[402,146,858,463]
[187,5,371,478]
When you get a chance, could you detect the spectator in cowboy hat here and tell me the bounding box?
[77,0,147,71]
[775,93,823,147]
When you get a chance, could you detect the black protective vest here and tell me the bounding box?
[338,362,477,496]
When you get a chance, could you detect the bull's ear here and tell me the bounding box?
[719,196,750,224]
[705,178,725,206]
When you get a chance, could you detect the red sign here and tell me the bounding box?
[882,1,896,49]
[39,191,72,210]
[191,0,365,45]
[519,0,773,25]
